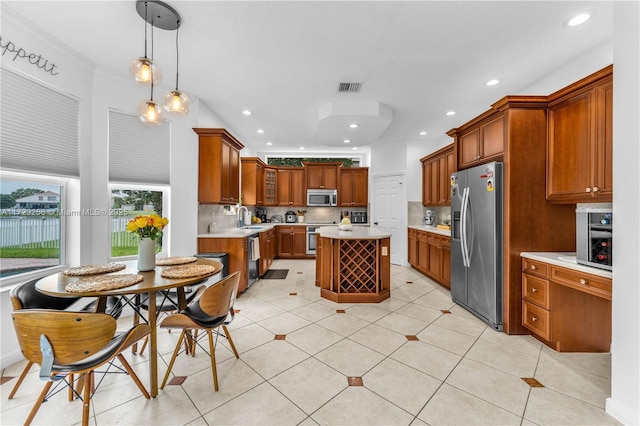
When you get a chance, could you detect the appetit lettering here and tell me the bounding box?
[0,35,59,76]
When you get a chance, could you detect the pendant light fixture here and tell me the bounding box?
[130,1,161,85]
[162,24,190,115]
[132,0,186,124]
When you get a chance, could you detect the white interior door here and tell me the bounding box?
[372,173,405,265]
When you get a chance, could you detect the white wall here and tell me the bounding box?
[608,2,640,424]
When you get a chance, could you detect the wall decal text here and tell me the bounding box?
[0,35,59,76]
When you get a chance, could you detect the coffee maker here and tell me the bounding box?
[256,207,267,222]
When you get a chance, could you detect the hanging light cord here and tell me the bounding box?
[150,16,155,101]
[143,1,148,59]
[175,25,180,90]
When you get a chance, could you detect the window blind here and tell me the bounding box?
[108,110,170,184]
[0,68,80,177]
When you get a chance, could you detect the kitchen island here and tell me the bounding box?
[315,226,391,303]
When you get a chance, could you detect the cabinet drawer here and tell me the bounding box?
[408,228,417,237]
[522,274,550,309]
[440,236,451,249]
[522,258,549,278]
[550,266,612,300]
[522,300,551,340]
[427,234,441,246]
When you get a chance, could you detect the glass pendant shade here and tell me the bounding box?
[137,100,164,125]
[163,89,190,115]
[130,57,161,85]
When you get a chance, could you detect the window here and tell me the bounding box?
[0,172,66,284]
[109,185,169,259]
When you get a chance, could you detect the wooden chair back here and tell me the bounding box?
[12,310,117,365]
[198,272,240,319]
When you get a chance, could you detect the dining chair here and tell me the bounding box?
[11,310,151,426]
[133,280,207,354]
[7,278,123,399]
[159,272,240,391]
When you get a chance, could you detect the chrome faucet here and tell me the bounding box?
[238,206,249,227]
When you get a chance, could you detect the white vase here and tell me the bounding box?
[137,237,156,271]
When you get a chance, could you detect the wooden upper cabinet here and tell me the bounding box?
[546,66,613,203]
[304,162,340,189]
[241,157,267,206]
[455,115,504,169]
[421,144,456,206]
[277,167,305,206]
[264,168,277,206]
[194,128,244,204]
[339,168,369,207]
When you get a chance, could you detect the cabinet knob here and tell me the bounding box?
[593,187,600,192]
[579,278,587,285]
[585,187,592,192]
[531,287,538,293]
[531,316,538,322]
[530,265,538,270]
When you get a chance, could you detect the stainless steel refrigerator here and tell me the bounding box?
[450,162,503,331]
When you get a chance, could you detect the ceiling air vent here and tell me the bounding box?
[338,82,362,93]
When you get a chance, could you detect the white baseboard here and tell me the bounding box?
[606,397,639,425]
[1,350,25,370]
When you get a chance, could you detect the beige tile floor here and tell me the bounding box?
[1,259,620,425]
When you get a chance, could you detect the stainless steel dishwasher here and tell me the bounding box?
[247,233,260,288]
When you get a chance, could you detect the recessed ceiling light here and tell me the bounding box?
[343,139,351,143]
[352,147,358,150]
[446,111,456,116]
[486,79,500,86]
[349,123,359,129]
[257,129,264,134]
[419,131,427,136]
[242,109,252,116]
[266,142,273,146]
[567,13,590,27]
[299,147,305,150]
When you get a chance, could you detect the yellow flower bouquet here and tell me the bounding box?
[126,214,169,241]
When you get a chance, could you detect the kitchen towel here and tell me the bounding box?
[251,237,261,261]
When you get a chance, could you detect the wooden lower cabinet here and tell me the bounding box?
[407,228,450,289]
[258,228,276,276]
[277,226,307,258]
[198,237,249,293]
[521,257,611,352]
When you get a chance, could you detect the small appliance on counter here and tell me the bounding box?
[351,211,367,223]
[340,210,350,222]
[424,209,436,226]
[285,210,298,223]
[256,207,268,222]
[576,207,612,271]
[270,215,283,223]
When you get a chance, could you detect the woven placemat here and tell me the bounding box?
[156,256,198,266]
[161,264,218,279]
[64,274,143,292]
[63,263,126,276]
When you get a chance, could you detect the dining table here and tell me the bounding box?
[35,257,223,397]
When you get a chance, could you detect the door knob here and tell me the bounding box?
[374,222,378,225]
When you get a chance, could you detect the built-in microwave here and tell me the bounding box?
[307,189,337,207]
[576,208,612,271]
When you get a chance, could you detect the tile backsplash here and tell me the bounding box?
[198,205,367,233]
[408,202,451,227]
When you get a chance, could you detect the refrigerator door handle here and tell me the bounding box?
[460,187,470,267]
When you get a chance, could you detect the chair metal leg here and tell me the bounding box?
[222,325,239,359]
[82,371,92,426]
[24,381,53,426]
[116,354,150,399]
[207,330,219,392]
[160,330,186,389]
[7,361,33,399]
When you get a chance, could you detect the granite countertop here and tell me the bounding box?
[317,225,391,239]
[197,222,346,238]
[520,252,612,279]
[408,224,451,237]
